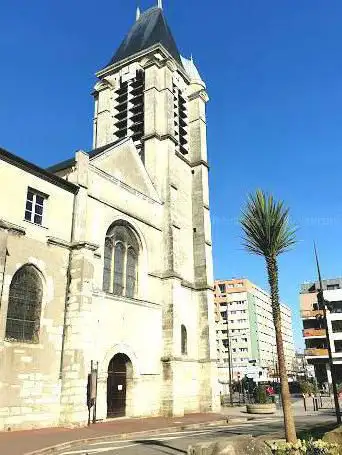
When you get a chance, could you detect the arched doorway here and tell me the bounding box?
[107,353,132,418]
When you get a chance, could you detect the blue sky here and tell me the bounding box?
[1,1,342,349]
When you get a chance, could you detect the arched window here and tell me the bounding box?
[5,265,43,342]
[102,223,139,298]
[181,324,188,355]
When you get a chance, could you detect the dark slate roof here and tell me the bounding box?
[47,156,75,173]
[46,139,125,173]
[0,147,78,193]
[107,7,183,67]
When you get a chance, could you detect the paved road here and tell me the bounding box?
[58,414,337,455]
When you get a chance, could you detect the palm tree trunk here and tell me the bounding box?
[266,256,297,443]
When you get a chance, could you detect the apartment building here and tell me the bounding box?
[301,278,342,386]
[215,278,295,388]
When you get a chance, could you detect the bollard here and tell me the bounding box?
[303,394,307,412]
[313,396,319,411]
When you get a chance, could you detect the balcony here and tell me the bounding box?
[303,328,326,338]
[304,348,328,357]
[301,310,324,319]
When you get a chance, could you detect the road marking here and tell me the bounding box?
[88,418,280,447]
[63,430,229,454]
[89,428,230,446]
[63,418,283,453]
[61,444,139,454]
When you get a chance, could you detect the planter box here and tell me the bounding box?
[246,403,276,414]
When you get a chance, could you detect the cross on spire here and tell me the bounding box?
[157,0,163,9]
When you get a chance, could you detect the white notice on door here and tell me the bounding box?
[118,385,123,391]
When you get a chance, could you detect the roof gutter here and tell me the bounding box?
[0,147,78,194]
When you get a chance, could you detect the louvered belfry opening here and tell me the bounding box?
[114,81,128,140]
[113,70,145,162]
[173,83,189,155]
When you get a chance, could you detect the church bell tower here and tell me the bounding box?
[93,4,191,163]
[92,3,219,416]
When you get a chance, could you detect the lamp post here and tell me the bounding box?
[226,305,233,406]
[314,245,341,425]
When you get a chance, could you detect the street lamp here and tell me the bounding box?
[226,305,233,406]
[314,244,341,425]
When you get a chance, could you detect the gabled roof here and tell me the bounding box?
[106,7,183,67]
[46,139,124,173]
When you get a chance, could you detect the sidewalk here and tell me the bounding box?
[0,412,229,455]
[0,401,330,455]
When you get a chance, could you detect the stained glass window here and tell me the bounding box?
[5,265,43,342]
[103,223,139,298]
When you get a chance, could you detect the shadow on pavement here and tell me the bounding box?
[134,439,187,454]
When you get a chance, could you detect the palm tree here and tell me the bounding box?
[240,189,297,443]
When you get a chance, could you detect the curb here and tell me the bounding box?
[24,418,239,455]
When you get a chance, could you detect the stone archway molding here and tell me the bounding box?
[99,342,141,380]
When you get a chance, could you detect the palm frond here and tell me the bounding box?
[240,189,297,258]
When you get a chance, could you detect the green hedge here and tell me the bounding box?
[274,439,339,455]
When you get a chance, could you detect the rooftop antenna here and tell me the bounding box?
[157,0,163,9]
[314,242,323,289]
[136,6,141,21]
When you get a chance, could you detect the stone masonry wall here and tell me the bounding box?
[0,234,70,430]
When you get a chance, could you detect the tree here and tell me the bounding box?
[240,189,297,443]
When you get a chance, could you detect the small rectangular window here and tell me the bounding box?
[24,188,47,225]
[218,283,226,293]
[327,284,339,290]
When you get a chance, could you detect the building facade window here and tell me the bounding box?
[327,284,339,290]
[181,324,188,355]
[24,188,47,225]
[102,223,139,298]
[5,265,43,342]
[218,283,226,293]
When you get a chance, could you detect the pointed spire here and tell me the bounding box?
[136,6,141,21]
[107,6,183,67]
[157,0,163,9]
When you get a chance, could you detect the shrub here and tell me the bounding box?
[255,385,268,404]
[274,439,339,455]
[299,381,318,395]
[220,394,230,406]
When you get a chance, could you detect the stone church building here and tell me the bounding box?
[0,4,219,430]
